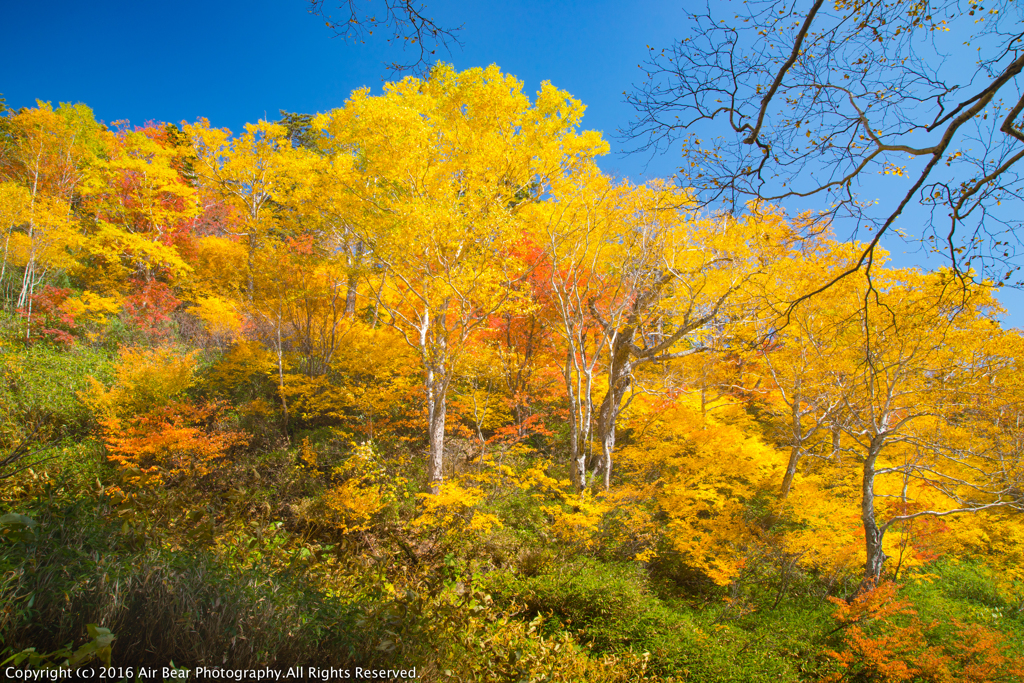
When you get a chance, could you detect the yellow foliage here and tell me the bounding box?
[183,118,319,293]
[82,221,192,283]
[617,393,785,584]
[325,479,383,531]
[514,461,565,494]
[0,181,30,239]
[321,441,402,534]
[945,510,1024,589]
[59,290,122,326]
[181,235,248,300]
[448,345,516,441]
[781,470,864,576]
[541,490,610,551]
[205,340,275,396]
[281,322,422,439]
[80,346,198,419]
[413,479,501,541]
[192,294,244,342]
[4,195,83,272]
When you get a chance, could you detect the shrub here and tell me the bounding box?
[0,343,112,442]
[484,559,801,681]
[0,493,364,667]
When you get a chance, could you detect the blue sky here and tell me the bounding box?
[0,0,682,180]
[3,0,1021,323]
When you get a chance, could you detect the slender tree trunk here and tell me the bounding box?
[780,378,804,500]
[425,366,448,494]
[345,240,362,317]
[566,335,597,492]
[0,226,13,292]
[371,270,386,328]
[600,417,615,490]
[275,317,290,439]
[246,232,257,299]
[780,444,801,501]
[24,290,33,341]
[594,332,634,490]
[470,383,487,461]
[859,438,886,594]
[17,158,40,311]
[566,351,587,490]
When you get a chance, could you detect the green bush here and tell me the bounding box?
[0,343,112,440]
[902,560,1024,662]
[0,493,371,667]
[484,558,801,681]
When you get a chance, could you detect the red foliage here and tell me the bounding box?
[101,400,247,487]
[122,280,180,341]
[19,285,78,347]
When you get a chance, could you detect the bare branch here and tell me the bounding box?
[308,0,462,73]
[625,0,1024,292]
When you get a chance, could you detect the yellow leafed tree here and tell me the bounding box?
[315,64,608,491]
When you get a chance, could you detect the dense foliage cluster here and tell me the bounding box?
[0,64,1022,679]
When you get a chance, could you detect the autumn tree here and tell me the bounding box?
[531,165,618,490]
[588,206,789,491]
[627,0,1024,293]
[79,123,198,289]
[0,181,30,292]
[538,182,793,490]
[0,103,103,324]
[805,269,1024,590]
[315,64,607,491]
[246,236,356,434]
[183,119,317,296]
[753,236,867,500]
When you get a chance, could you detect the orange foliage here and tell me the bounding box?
[81,346,247,486]
[100,401,246,485]
[825,583,1024,682]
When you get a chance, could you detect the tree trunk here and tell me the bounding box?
[276,318,290,440]
[425,366,448,494]
[246,232,257,299]
[780,444,801,500]
[566,352,587,490]
[345,240,362,317]
[594,333,633,490]
[859,439,886,594]
[599,415,615,490]
[565,342,596,492]
[780,378,804,500]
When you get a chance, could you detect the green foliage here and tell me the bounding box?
[484,558,802,681]
[903,560,1024,652]
[2,623,115,670]
[0,490,364,666]
[910,559,1021,613]
[0,342,112,441]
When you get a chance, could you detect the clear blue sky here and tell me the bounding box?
[0,0,683,180]
[2,0,1021,322]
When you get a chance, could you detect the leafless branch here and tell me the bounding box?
[625,0,1024,296]
[308,0,462,73]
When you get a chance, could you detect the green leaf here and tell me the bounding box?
[0,513,38,529]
